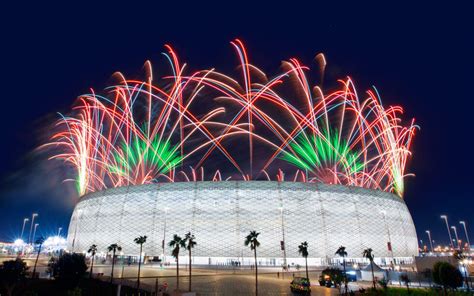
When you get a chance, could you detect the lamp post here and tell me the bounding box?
[20,218,29,240]
[440,215,454,250]
[426,230,434,253]
[32,223,39,243]
[451,226,461,250]
[162,207,169,263]
[381,211,395,266]
[28,213,38,244]
[462,258,472,291]
[460,221,471,253]
[278,207,287,275]
[58,227,62,237]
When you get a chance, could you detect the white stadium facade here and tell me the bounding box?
[67,181,418,266]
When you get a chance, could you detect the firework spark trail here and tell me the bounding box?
[180,40,417,196]
[44,50,241,195]
[44,40,417,197]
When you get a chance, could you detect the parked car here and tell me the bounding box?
[290,277,311,294]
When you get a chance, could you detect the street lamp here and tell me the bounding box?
[278,207,287,273]
[460,221,471,253]
[28,213,38,244]
[451,226,461,250]
[381,210,395,266]
[20,218,29,240]
[440,215,454,250]
[426,230,434,253]
[461,258,472,291]
[32,223,39,243]
[162,207,169,263]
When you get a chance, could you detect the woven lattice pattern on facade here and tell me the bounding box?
[67,181,418,265]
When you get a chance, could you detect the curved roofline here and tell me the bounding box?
[78,180,402,203]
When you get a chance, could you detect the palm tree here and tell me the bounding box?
[107,243,122,283]
[32,236,45,278]
[298,241,310,280]
[87,244,98,279]
[134,235,147,291]
[169,234,186,291]
[400,273,410,293]
[335,246,348,295]
[362,248,376,289]
[245,230,260,296]
[185,232,197,292]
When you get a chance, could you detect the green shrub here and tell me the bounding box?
[362,286,471,295]
[50,253,88,287]
[0,258,29,296]
[66,287,82,296]
[432,261,463,291]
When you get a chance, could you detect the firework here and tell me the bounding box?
[44,40,417,197]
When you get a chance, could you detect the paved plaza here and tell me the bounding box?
[92,263,339,295]
[12,256,339,295]
[9,256,473,295]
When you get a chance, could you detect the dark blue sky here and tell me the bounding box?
[0,2,472,247]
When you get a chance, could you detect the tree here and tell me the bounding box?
[298,241,310,280]
[0,258,28,296]
[107,243,122,283]
[453,250,470,291]
[50,253,87,286]
[184,232,197,292]
[378,278,388,291]
[421,268,433,287]
[87,244,97,279]
[433,261,463,295]
[432,262,443,292]
[169,234,186,291]
[400,273,410,293]
[32,236,45,278]
[362,248,376,289]
[134,235,147,291]
[47,256,57,276]
[245,230,260,296]
[335,246,348,295]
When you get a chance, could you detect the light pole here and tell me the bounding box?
[426,230,434,253]
[28,213,38,244]
[20,218,29,240]
[58,227,62,237]
[460,221,471,253]
[451,226,461,250]
[440,215,454,250]
[32,223,39,243]
[462,258,472,291]
[162,207,169,263]
[278,207,287,275]
[381,211,395,266]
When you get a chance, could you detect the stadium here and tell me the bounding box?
[67,181,418,266]
[45,41,419,265]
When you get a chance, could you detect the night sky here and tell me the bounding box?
[0,3,472,248]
